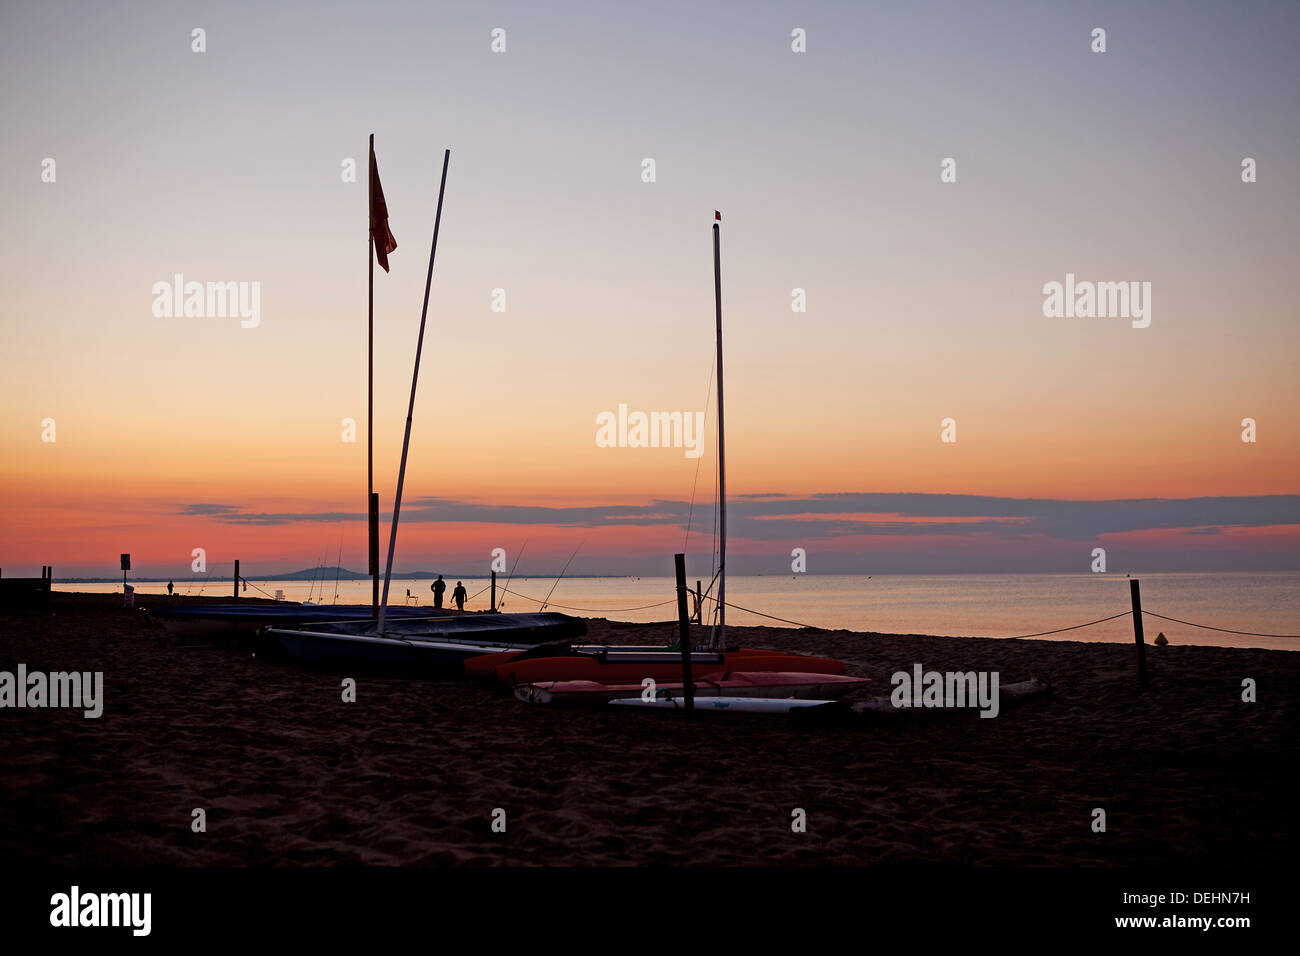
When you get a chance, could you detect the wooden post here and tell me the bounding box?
[674,553,694,715]
[490,569,497,612]
[1130,578,1147,687]
[233,560,240,601]
[368,492,380,612]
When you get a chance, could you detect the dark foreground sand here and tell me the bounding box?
[1,593,1295,866]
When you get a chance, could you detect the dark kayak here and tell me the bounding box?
[262,613,586,673]
[145,603,586,645]
[150,603,453,627]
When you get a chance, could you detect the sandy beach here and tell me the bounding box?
[1,592,1294,867]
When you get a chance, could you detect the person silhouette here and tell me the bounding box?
[431,574,446,608]
[452,580,467,611]
[167,580,174,597]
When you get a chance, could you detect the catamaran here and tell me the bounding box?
[481,213,848,687]
[261,147,585,672]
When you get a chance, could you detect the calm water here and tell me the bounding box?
[86,571,1300,651]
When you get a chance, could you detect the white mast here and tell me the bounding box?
[710,213,726,650]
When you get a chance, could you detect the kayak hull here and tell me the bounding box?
[483,648,847,685]
[515,670,869,706]
[150,604,587,642]
[264,627,542,673]
[610,696,845,715]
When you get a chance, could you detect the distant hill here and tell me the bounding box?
[258,567,505,580]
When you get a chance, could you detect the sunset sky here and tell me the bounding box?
[2,0,1297,578]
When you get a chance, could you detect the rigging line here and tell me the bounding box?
[316,548,328,602]
[332,525,344,604]
[497,584,675,613]
[1142,610,1300,639]
[307,550,322,603]
[540,537,587,611]
[240,579,278,600]
[698,566,722,602]
[498,538,527,611]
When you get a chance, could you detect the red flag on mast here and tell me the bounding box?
[369,149,397,272]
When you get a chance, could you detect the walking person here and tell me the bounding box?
[431,574,447,609]
[167,580,174,597]
[452,580,467,611]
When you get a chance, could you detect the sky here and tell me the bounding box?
[1,0,1297,578]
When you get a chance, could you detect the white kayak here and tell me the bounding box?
[609,695,844,714]
[515,671,869,706]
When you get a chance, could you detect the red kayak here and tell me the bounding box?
[468,645,847,684]
[515,670,869,706]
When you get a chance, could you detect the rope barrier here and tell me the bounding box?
[175,576,1300,641]
[1142,610,1300,639]
[697,599,1295,642]
[995,611,1133,640]
[702,595,1128,639]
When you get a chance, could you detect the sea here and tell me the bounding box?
[75,571,1299,651]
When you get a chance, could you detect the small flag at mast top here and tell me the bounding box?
[714,210,721,221]
[369,149,398,272]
